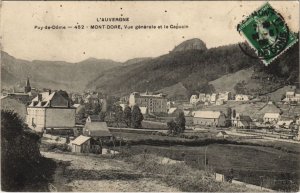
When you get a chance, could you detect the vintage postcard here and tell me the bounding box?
[1,1,299,192]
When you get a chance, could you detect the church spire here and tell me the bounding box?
[26,77,30,87]
[24,77,31,93]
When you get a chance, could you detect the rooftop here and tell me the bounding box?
[84,122,112,137]
[263,113,280,119]
[71,135,91,146]
[193,111,222,119]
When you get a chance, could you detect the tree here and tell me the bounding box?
[175,111,186,133]
[99,111,106,122]
[167,120,178,134]
[167,112,186,135]
[93,103,102,114]
[227,108,232,126]
[227,107,232,118]
[1,110,24,140]
[131,105,144,128]
[234,81,247,94]
[114,105,124,127]
[232,109,236,118]
[123,106,132,127]
[85,102,93,115]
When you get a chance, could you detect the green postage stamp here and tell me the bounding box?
[237,2,298,65]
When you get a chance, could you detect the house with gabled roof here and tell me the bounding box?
[26,90,75,132]
[263,113,281,124]
[232,113,253,129]
[216,131,229,138]
[71,135,91,153]
[193,110,226,127]
[84,121,112,139]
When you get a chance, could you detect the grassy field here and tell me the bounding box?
[111,131,300,153]
[117,144,300,191]
[112,131,192,142]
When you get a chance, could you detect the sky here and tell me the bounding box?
[1,1,299,63]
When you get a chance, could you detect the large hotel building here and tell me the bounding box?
[128,92,168,113]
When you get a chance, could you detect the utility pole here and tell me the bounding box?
[204,146,209,170]
[259,176,264,190]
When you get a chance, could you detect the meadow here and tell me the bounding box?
[40,128,299,191]
[114,140,300,191]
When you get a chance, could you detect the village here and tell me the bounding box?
[1,77,300,155]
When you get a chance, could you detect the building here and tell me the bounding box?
[193,111,226,127]
[210,93,218,103]
[86,115,102,123]
[283,91,300,103]
[83,121,112,140]
[168,107,178,115]
[6,78,35,105]
[296,117,300,125]
[297,130,300,141]
[216,99,224,105]
[276,120,294,129]
[190,95,199,104]
[128,92,167,113]
[7,92,30,105]
[235,94,250,101]
[216,131,229,138]
[139,106,148,115]
[26,91,76,132]
[71,135,91,153]
[232,114,253,129]
[203,94,210,102]
[119,103,126,111]
[24,77,32,93]
[167,101,175,109]
[286,91,295,100]
[218,91,231,101]
[263,113,281,124]
[198,93,206,102]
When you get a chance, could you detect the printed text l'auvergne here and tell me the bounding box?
[96,17,130,22]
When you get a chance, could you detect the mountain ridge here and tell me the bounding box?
[2,37,299,99]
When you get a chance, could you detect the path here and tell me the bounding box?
[42,152,179,192]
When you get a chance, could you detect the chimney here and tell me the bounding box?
[48,89,51,95]
[38,94,42,101]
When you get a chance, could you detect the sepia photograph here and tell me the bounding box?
[1,1,299,192]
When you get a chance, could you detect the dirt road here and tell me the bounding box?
[41,152,179,192]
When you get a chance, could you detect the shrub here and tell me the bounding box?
[1,110,45,191]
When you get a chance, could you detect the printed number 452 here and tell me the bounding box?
[74,25,84,29]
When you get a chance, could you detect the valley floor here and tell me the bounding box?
[41,151,179,192]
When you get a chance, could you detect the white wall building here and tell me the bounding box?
[198,93,206,102]
[219,91,231,101]
[129,92,167,113]
[235,94,250,101]
[263,113,281,124]
[26,91,76,132]
[190,95,199,104]
[283,91,300,103]
[210,93,218,103]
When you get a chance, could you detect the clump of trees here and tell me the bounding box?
[104,104,144,129]
[167,111,186,134]
[1,110,55,191]
[234,81,248,95]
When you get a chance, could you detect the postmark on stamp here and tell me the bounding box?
[237,2,298,66]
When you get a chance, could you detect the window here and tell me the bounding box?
[32,118,35,126]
